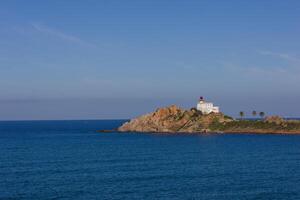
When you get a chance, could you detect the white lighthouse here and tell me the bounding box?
[196,97,219,114]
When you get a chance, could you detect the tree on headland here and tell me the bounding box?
[259,112,265,119]
[252,111,257,118]
[239,111,244,120]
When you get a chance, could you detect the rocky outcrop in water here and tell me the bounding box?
[118,105,232,133]
[117,105,300,134]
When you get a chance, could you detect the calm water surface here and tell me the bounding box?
[1,120,300,200]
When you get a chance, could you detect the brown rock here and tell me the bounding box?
[264,116,285,125]
[118,105,231,133]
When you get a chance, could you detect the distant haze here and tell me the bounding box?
[0,1,300,120]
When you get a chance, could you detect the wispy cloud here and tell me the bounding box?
[258,50,300,63]
[31,23,95,48]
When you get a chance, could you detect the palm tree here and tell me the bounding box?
[259,112,265,119]
[239,111,244,120]
[252,111,257,118]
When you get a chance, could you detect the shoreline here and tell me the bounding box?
[116,105,300,135]
[99,129,300,135]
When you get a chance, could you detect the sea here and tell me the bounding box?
[1,120,300,200]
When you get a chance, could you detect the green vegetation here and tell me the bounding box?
[224,115,233,120]
[252,111,257,117]
[221,120,281,130]
[209,119,300,132]
[259,112,265,119]
[209,119,225,131]
[239,111,244,119]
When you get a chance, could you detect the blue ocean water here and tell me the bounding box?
[1,120,300,200]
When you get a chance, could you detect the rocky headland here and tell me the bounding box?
[118,105,300,134]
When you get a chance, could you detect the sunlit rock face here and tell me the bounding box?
[118,105,230,133]
[264,116,285,125]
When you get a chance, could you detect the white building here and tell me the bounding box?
[196,97,219,114]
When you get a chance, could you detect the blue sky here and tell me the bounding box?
[0,0,300,120]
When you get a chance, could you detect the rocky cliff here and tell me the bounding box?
[118,105,232,133]
[117,105,300,134]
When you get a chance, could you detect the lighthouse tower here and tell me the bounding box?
[196,96,219,114]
